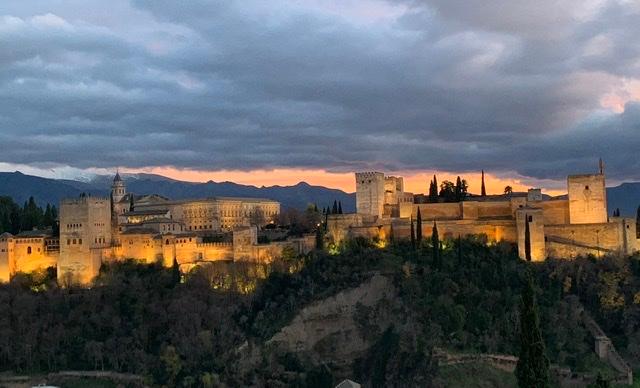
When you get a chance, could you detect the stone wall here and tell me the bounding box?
[414,203,462,220]
[568,174,607,224]
[545,219,635,258]
[355,172,385,218]
[58,197,112,285]
[540,200,570,225]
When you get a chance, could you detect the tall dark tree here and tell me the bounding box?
[338,201,343,214]
[171,258,181,286]
[332,200,338,215]
[455,176,462,202]
[428,175,439,203]
[524,216,532,262]
[515,272,551,388]
[432,222,440,269]
[315,227,324,250]
[416,207,423,244]
[313,204,318,212]
[457,234,463,265]
[410,216,416,249]
[481,170,487,197]
[129,194,135,212]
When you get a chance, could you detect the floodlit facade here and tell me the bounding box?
[1,175,313,285]
[329,164,637,261]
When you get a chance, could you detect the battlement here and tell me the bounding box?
[355,171,384,180]
[61,196,110,205]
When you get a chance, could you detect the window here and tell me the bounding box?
[79,239,82,245]
[67,239,71,245]
[73,239,76,244]
[528,216,533,222]
[166,239,170,245]
[27,246,32,254]
[585,185,589,190]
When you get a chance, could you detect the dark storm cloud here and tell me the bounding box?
[0,0,639,180]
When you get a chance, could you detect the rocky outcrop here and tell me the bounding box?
[266,274,397,366]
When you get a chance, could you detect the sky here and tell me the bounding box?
[1,0,639,194]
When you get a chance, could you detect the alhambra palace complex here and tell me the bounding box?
[1,163,638,284]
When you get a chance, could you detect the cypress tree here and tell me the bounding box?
[481,170,487,197]
[455,176,462,202]
[332,200,338,215]
[313,204,318,212]
[410,216,416,249]
[338,201,343,214]
[315,227,324,250]
[432,222,440,269]
[416,207,423,244]
[171,258,181,286]
[524,216,532,262]
[515,272,551,388]
[429,175,439,203]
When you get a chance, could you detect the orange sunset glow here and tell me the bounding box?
[125,167,567,196]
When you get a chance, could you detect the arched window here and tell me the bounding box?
[27,246,32,254]
[166,239,170,245]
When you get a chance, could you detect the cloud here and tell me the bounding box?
[0,0,639,182]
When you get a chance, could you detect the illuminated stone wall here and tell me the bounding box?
[568,174,608,224]
[356,172,385,218]
[58,197,112,285]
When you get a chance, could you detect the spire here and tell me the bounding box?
[114,169,122,183]
[481,170,487,197]
[599,158,604,175]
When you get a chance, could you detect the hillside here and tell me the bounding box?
[1,238,639,386]
[0,171,356,211]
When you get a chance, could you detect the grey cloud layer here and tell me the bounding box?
[0,0,639,180]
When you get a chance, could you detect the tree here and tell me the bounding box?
[613,208,620,217]
[524,216,531,262]
[338,201,343,214]
[315,227,324,250]
[416,207,423,244]
[504,186,513,196]
[481,170,487,197]
[332,200,338,215]
[429,175,439,203]
[439,180,456,202]
[171,258,181,286]
[432,222,440,269]
[410,216,416,249]
[515,272,551,388]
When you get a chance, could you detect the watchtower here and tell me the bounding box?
[355,172,385,218]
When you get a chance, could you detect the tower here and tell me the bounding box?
[111,171,126,204]
[58,196,112,285]
[567,163,607,224]
[355,172,385,218]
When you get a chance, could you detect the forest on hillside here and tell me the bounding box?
[0,236,639,387]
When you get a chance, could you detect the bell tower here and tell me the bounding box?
[111,171,126,204]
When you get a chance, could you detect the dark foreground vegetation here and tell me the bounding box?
[1,236,640,387]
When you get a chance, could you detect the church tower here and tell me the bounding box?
[111,171,126,204]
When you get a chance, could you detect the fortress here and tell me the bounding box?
[329,163,638,261]
[1,163,638,284]
[1,173,314,284]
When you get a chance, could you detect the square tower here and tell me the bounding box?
[58,196,112,285]
[567,173,607,224]
[355,172,385,218]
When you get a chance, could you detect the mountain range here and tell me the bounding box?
[0,171,356,212]
[1,171,639,217]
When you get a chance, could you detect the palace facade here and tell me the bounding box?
[1,174,314,284]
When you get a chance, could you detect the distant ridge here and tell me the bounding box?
[0,171,356,211]
[2,171,639,216]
